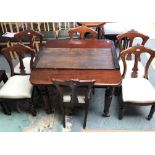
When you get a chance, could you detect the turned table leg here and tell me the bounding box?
[38,86,52,114]
[103,87,114,117]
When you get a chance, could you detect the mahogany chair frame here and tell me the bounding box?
[114,30,149,96]
[52,79,95,129]
[2,43,35,76]
[0,43,36,116]
[14,29,44,52]
[68,26,97,39]
[119,45,155,120]
[117,30,149,59]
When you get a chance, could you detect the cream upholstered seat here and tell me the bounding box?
[0,75,33,99]
[63,95,85,104]
[0,43,36,116]
[119,45,155,120]
[122,78,155,103]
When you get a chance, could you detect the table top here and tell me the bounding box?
[34,48,117,70]
[30,39,121,86]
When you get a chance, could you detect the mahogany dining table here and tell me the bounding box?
[30,39,122,116]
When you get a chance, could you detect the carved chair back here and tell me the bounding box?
[14,29,44,52]
[120,45,155,78]
[117,30,149,59]
[1,43,35,76]
[52,78,95,128]
[68,26,97,39]
[52,79,95,105]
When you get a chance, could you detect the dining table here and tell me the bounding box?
[30,39,122,116]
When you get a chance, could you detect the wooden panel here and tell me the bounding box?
[30,69,121,86]
[34,48,115,70]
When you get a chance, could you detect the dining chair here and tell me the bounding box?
[119,45,155,120]
[14,29,44,52]
[0,43,37,116]
[13,29,44,75]
[68,26,97,39]
[117,30,149,78]
[52,79,95,129]
[114,30,149,95]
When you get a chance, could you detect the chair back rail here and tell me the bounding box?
[52,79,95,104]
[68,26,97,39]
[14,29,44,52]
[120,45,155,79]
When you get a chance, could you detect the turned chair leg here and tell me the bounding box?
[119,103,127,120]
[59,102,65,128]
[29,100,37,116]
[83,104,89,129]
[114,86,121,96]
[148,105,155,120]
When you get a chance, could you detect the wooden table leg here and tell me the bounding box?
[38,86,52,114]
[103,87,114,117]
[47,86,56,113]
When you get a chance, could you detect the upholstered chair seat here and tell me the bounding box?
[119,45,155,120]
[122,78,155,103]
[63,95,85,104]
[0,75,33,99]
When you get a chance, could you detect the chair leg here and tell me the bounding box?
[16,102,22,113]
[119,102,126,120]
[59,102,65,128]
[114,86,121,96]
[83,103,89,129]
[0,102,11,115]
[29,100,37,116]
[148,105,155,120]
